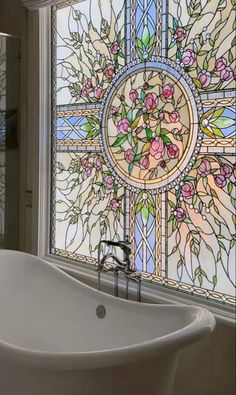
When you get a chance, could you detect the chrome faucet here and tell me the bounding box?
[97,237,142,302]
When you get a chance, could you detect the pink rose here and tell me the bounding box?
[111,41,119,55]
[110,198,119,211]
[176,208,186,222]
[81,87,89,97]
[124,149,134,163]
[94,85,103,99]
[81,158,89,169]
[144,92,159,112]
[175,27,186,42]
[143,82,149,90]
[167,143,179,159]
[129,89,139,102]
[198,70,211,88]
[104,64,115,79]
[104,176,114,189]
[220,66,233,82]
[94,156,102,170]
[140,154,150,169]
[150,138,165,160]
[84,165,92,177]
[109,106,119,116]
[117,118,130,134]
[197,159,211,177]
[182,49,196,66]
[163,84,174,100]
[168,111,180,123]
[214,174,226,188]
[159,160,167,169]
[215,57,227,71]
[159,112,165,121]
[220,163,233,178]
[84,78,92,89]
[181,182,195,199]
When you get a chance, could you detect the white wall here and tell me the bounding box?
[0,0,27,251]
[0,0,39,253]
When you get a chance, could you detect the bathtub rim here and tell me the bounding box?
[0,250,216,370]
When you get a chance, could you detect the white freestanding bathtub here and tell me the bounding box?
[0,250,215,395]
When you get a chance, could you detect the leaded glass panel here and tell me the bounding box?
[51,0,236,306]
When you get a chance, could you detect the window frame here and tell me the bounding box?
[36,7,235,325]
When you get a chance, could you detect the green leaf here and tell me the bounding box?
[203,177,208,189]
[134,153,142,162]
[136,38,143,49]
[111,135,127,147]
[212,275,217,286]
[128,163,134,174]
[168,200,175,209]
[149,34,156,47]
[173,17,178,31]
[213,117,235,129]
[160,134,171,144]
[212,108,224,118]
[127,110,132,123]
[141,206,149,225]
[192,159,201,169]
[193,78,202,89]
[142,142,150,153]
[172,217,178,231]
[209,39,214,47]
[212,127,224,137]
[184,218,192,224]
[230,239,235,249]
[135,202,142,214]
[130,116,140,130]
[228,181,233,195]
[210,188,218,198]
[140,89,146,101]
[203,57,209,70]
[206,244,213,253]
[81,123,92,132]
[120,103,127,119]
[198,274,203,286]
[218,241,226,250]
[142,26,150,46]
[198,50,208,56]
[146,128,153,140]
[228,49,234,64]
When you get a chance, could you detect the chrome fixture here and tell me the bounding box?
[97,237,142,302]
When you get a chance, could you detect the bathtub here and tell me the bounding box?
[0,250,215,395]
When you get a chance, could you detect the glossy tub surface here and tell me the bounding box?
[0,250,215,395]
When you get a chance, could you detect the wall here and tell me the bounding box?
[174,321,235,395]
[0,0,37,253]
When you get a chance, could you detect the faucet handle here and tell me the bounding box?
[127,271,142,280]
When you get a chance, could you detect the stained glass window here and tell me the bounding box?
[51,0,236,306]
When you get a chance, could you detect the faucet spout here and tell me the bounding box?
[97,237,141,301]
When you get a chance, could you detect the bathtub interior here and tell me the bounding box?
[0,251,198,353]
